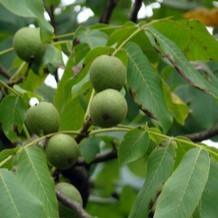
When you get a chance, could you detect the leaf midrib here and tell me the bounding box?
[22,148,54,215]
[0,174,21,217]
[127,48,160,119]
[174,149,201,215]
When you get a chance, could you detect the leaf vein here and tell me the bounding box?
[174,149,201,214]
[0,174,21,217]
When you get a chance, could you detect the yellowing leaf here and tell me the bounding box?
[162,81,189,125]
[170,92,189,124]
[184,8,218,26]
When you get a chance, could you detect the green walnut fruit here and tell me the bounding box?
[25,102,60,135]
[89,89,128,128]
[56,182,83,205]
[56,182,83,218]
[45,134,79,169]
[13,27,46,62]
[89,55,126,92]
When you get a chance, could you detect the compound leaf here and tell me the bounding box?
[147,26,218,99]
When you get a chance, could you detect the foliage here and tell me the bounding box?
[0,0,218,217]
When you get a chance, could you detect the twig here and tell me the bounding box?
[49,4,57,34]
[76,149,117,166]
[43,1,59,84]
[75,117,92,144]
[47,4,59,84]
[185,125,218,142]
[89,149,117,164]
[0,155,13,168]
[129,0,143,23]
[0,47,14,56]
[43,0,56,34]
[0,65,10,79]
[0,80,20,96]
[100,0,117,24]
[8,61,27,85]
[56,190,93,218]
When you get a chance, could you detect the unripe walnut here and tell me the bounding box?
[25,102,60,136]
[45,134,79,169]
[56,182,83,218]
[89,55,126,92]
[89,89,128,128]
[55,182,83,206]
[13,27,46,62]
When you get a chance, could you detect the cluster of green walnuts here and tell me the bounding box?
[15,26,128,213]
[25,102,83,211]
[13,26,128,129]
[24,54,128,171]
[25,102,79,170]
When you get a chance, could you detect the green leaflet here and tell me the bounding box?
[75,26,107,48]
[193,158,218,218]
[15,147,59,218]
[151,19,218,62]
[125,42,173,132]
[0,0,53,41]
[146,26,218,99]
[154,148,210,218]
[129,141,175,218]
[119,128,149,165]
[0,95,27,142]
[0,168,47,218]
[0,148,19,169]
[59,96,86,131]
[107,24,138,46]
[80,137,101,163]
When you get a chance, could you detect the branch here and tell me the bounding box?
[76,149,117,167]
[100,0,117,24]
[56,190,93,218]
[129,0,143,23]
[90,150,117,164]
[43,0,56,34]
[185,125,218,142]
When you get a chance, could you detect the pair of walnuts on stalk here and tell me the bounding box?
[13,27,128,210]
